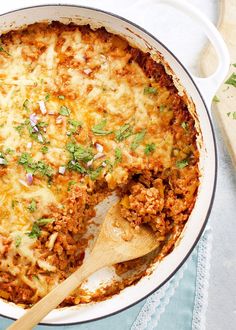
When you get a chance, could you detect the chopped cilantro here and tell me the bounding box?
[176,159,188,169]
[18,153,53,178]
[5,148,14,155]
[91,119,113,136]
[225,73,236,88]
[144,143,156,155]
[232,63,236,67]
[131,129,146,151]
[66,143,94,163]
[213,95,220,103]
[15,236,22,248]
[15,123,25,135]
[37,121,48,128]
[59,105,70,116]
[0,41,11,56]
[41,146,48,154]
[144,86,157,95]
[28,199,37,213]
[28,218,54,239]
[233,112,236,120]
[28,223,41,239]
[159,105,166,112]
[58,95,65,100]
[67,119,82,135]
[68,180,77,191]
[23,99,30,111]
[227,112,231,117]
[11,200,17,209]
[18,152,32,166]
[89,165,103,181]
[181,122,188,131]
[115,123,133,142]
[114,147,122,165]
[67,160,87,174]
[45,93,50,101]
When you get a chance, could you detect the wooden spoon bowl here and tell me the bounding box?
[8,203,158,330]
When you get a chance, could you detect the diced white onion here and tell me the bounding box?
[38,100,47,115]
[56,116,63,124]
[95,143,103,153]
[30,113,37,127]
[0,158,6,165]
[38,134,43,143]
[27,142,32,149]
[18,179,28,187]
[83,68,92,75]
[86,159,93,167]
[94,152,104,160]
[26,173,33,185]
[58,166,66,175]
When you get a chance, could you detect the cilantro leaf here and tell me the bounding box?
[59,105,70,116]
[144,86,157,95]
[15,236,22,248]
[28,199,37,213]
[144,143,156,155]
[176,159,188,169]
[225,73,236,88]
[91,119,113,136]
[131,129,146,151]
[115,123,133,142]
[114,147,122,165]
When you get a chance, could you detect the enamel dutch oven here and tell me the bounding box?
[0,0,230,325]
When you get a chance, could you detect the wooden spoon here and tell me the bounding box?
[8,203,158,330]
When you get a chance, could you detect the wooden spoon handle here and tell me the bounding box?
[7,259,101,330]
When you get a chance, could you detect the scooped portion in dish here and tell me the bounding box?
[0,22,199,307]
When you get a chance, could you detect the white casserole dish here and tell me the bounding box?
[0,0,229,325]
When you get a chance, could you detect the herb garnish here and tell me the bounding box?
[144,143,156,155]
[89,165,103,180]
[23,99,30,112]
[176,159,188,169]
[91,119,113,136]
[66,143,94,163]
[213,95,220,103]
[114,147,122,165]
[45,93,50,102]
[225,73,236,88]
[67,119,82,135]
[41,146,48,154]
[159,105,166,112]
[144,86,157,95]
[68,180,77,191]
[131,129,146,151]
[115,123,133,142]
[0,41,11,56]
[15,236,22,248]
[28,199,37,213]
[28,218,54,239]
[59,105,70,116]
[181,122,188,131]
[18,153,54,178]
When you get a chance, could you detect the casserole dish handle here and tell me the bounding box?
[122,0,230,109]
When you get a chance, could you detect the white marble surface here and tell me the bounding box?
[0,1,235,329]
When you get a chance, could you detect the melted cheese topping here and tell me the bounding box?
[0,23,199,306]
